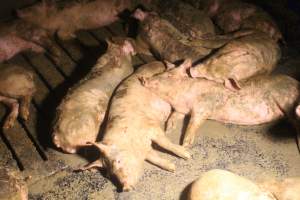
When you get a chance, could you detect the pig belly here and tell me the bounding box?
[212,98,284,125]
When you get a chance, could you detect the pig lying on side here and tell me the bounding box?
[142,60,300,148]
[0,64,36,129]
[188,169,300,200]
[133,9,251,63]
[17,0,146,40]
[53,38,135,154]
[206,0,283,42]
[0,167,28,200]
[190,31,281,90]
[80,61,190,191]
[0,20,60,62]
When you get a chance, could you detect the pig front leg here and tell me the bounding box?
[19,96,32,121]
[152,128,191,159]
[183,109,209,147]
[0,96,19,129]
[165,111,185,135]
[146,150,176,172]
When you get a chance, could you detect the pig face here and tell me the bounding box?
[92,142,143,191]
[141,60,192,101]
[107,38,136,57]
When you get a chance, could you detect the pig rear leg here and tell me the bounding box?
[165,111,185,135]
[19,96,32,121]
[152,133,191,159]
[183,110,208,147]
[0,96,19,129]
[146,150,175,172]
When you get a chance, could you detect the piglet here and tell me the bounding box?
[79,61,190,191]
[188,169,300,200]
[17,0,148,40]
[142,60,300,148]
[190,31,281,90]
[0,64,36,129]
[53,37,135,154]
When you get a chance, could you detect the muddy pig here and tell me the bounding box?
[79,61,190,191]
[17,0,149,40]
[205,0,283,42]
[53,37,135,154]
[0,64,36,130]
[0,167,28,200]
[0,20,60,62]
[142,60,300,148]
[190,31,281,90]
[143,0,215,39]
[132,9,252,63]
[188,169,300,200]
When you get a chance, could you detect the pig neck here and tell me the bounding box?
[166,77,228,114]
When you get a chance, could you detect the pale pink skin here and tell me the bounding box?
[142,60,300,147]
[17,0,141,40]
[0,64,36,129]
[80,62,190,191]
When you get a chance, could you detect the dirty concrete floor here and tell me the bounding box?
[0,1,300,200]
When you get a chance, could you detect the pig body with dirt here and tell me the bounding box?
[144,0,215,39]
[190,31,281,90]
[188,169,300,200]
[0,167,28,200]
[205,0,283,42]
[0,20,59,62]
[133,9,250,63]
[17,0,148,40]
[0,64,36,129]
[142,60,300,147]
[53,38,135,154]
[80,61,190,191]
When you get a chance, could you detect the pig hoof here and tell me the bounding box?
[182,150,191,160]
[3,119,15,129]
[182,137,195,148]
[168,163,176,172]
[20,111,29,121]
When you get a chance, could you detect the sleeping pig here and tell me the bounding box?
[132,9,252,63]
[80,61,190,191]
[188,169,300,200]
[190,31,281,90]
[53,37,135,154]
[0,64,36,129]
[17,0,149,40]
[142,60,300,148]
[0,20,60,62]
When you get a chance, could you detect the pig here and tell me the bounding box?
[132,9,252,63]
[0,64,36,129]
[79,61,190,191]
[0,167,28,200]
[17,0,149,40]
[189,31,281,90]
[204,0,283,42]
[143,0,216,39]
[188,169,300,200]
[142,60,300,148]
[0,20,60,62]
[53,37,135,154]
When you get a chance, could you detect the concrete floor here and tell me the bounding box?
[0,1,300,200]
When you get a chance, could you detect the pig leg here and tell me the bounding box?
[19,96,32,121]
[153,131,191,159]
[183,110,209,147]
[0,96,19,129]
[57,28,76,40]
[146,150,175,172]
[77,160,103,172]
[165,111,185,135]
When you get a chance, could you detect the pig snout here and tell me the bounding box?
[132,8,148,21]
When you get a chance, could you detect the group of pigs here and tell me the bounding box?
[0,0,299,199]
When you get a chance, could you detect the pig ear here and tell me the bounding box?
[177,59,192,75]
[87,142,110,155]
[224,78,241,91]
[295,105,300,118]
[105,38,114,48]
[207,0,220,16]
[163,60,176,70]
[122,40,136,55]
